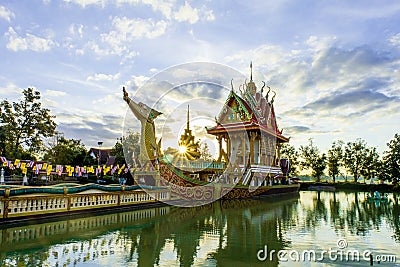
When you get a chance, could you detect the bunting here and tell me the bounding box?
[0,156,133,177]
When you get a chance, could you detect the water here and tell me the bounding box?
[1,191,399,266]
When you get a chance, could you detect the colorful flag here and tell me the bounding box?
[103,166,110,175]
[125,165,131,173]
[47,165,53,176]
[42,163,47,170]
[95,166,102,175]
[87,166,94,174]
[111,165,118,175]
[14,159,20,168]
[35,164,42,174]
[76,166,82,177]
[0,156,7,162]
[20,162,26,170]
[28,161,35,168]
[56,165,63,176]
[118,164,125,175]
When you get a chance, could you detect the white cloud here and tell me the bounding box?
[141,0,174,19]
[109,16,167,39]
[89,17,166,56]
[45,89,68,97]
[130,75,149,88]
[63,0,107,8]
[87,72,121,81]
[0,5,15,22]
[5,27,56,52]
[202,8,215,21]
[0,83,22,97]
[69,24,84,38]
[174,1,199,24]
[389,33,400,47]
[64,0,174,18]
[64,0,214,24]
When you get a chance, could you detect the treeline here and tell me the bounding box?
[0,88,138,168]
[281,137,400,184]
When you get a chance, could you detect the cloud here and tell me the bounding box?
[64,0,174,18]
[174,1,199,24]
[69,24,84,38]
[88,17,166,57]
[87,73,121,81]
[225,35,400,151]
[389,33,400,47]
[62,0,214,24]
[135,0,174,19]
[5,27,56,52]
[107,17,167,40]
[63,0,107,8]
[285,126,311,134]
[0,5,15,22]
[0,83,22,98]
[303,86,399,117]
[45,89,68,97]
[56,111,124,147]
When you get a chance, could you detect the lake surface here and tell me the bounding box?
[1,191,399,266]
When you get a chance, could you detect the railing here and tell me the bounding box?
[174,161,226,170]
[241,169,253,186]
[0,187,170,219]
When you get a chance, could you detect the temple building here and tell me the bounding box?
[206,63,289,183]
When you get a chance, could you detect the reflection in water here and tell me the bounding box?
[1,191,399,266]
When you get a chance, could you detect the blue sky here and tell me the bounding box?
[1,0,399,155]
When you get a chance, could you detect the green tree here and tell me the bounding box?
[0,88,57,158]
[0,125,5,156]
[110,141,125,165]
[119,131,140,167]
[42,136,94,166]
[382,133,400,184]
[360,146,380,182]
[327,140,343,183]
[299,139,327,182]
[280,143,300,176]
[199,142,214,161]
[343,139,368,183]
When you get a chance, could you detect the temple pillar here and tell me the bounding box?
[225,135,231,163]
[217,136,223,162]
[249,132,257,164]
[242,134,246,165]
[276,143,282,166]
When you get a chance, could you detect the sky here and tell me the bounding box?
[0,0,399,156]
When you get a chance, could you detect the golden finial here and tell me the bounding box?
[187,104,190,130]
[250,61,253,81]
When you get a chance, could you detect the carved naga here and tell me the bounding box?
[123,87,162,164]
[265,86,271,102]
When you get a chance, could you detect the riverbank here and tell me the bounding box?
[299,181,399,192]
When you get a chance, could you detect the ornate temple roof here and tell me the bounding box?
[206,63,289,142]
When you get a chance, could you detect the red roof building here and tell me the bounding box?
[206,64,289,177]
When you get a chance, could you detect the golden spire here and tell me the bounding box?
[187,104,190,130]
[250,61,253,81]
